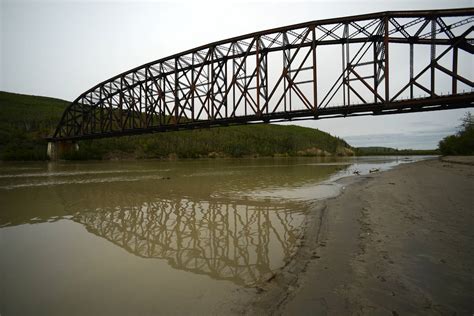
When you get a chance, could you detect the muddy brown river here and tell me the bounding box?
[0,157,428,315]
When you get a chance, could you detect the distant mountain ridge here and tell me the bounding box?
[0,91,354,160]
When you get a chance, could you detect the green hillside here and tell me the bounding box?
[0,91,68,160]
[0,91,354,160]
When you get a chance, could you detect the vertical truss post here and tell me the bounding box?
[312,25,318,111]
[131,90,135,129]
[144,68,149,127]
[139,81,143,129]
[91,96,94,133]
[210,47,215,120]
[110,92,114,132]
[106,91,110,132]
[91,94,94,134]
[232,45,236,116]
[264,52,269,114]
[256,37,268,116]
[283,32,291,112]
[373,41,378,103]
[453,47,458,94]
[345,23,350,106]
[119,78,124,131]
[256,36,261,116]
[191,54,195,121]
[430,18,436,97]
[225,58,228,118]
[342,25,346,106]
[174,58,179,124]
[410,42,414,99]
[244,56,248,116]
[384,16,390,103]
[99,87,103,133]
[161,71,165,126]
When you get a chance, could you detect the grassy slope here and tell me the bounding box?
[0,91,353,160]
[0,91,69,160]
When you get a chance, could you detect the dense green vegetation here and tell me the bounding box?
[438,112,474,155]
[354,146,439,156]
[0,91,68,160]
[0,91,354,160]
[65,124,354,160]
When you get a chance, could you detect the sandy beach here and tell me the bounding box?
[248,157,474,315]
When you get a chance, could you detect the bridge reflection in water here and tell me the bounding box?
[73,197,306,287]
[0,159,344,287]
[0,159,353,314]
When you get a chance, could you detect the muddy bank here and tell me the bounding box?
[248,157,474,315]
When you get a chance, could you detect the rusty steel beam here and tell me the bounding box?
[51,8,474,141]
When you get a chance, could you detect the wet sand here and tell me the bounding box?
[248,157,474,315]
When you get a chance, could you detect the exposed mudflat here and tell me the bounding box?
[247,157,474,315]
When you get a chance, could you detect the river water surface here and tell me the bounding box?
[0,156,429,315]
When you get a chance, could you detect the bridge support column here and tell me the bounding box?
[47,141,79,160]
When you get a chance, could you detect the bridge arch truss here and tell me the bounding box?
[52,8,474,141]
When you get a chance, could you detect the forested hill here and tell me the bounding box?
[0,92,67,160]
[0,91,354,160]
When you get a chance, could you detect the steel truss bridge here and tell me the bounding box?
[51,8,474,141]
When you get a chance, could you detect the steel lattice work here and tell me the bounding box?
[51,8,474,141]
[74,198,306,287]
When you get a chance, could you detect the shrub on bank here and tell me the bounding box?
[439,112,474,155]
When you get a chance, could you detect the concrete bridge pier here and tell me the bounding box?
[47,141,79,160]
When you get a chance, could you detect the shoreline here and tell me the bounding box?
[246,157,473,315]
[0,153,438,163]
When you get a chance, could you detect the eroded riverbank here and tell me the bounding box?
[249,157,473,315]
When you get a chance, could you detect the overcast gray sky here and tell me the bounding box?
[1,0,472,149]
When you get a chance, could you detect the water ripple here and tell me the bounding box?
[0,169,169,179]
[0,174,167,190]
